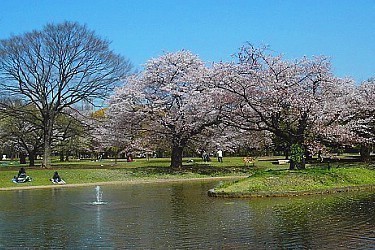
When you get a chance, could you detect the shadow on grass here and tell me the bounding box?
[119,164,254,176]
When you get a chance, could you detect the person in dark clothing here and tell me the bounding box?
[50,171,66,184]
[13,167,31,183]
[52,171,61,182]
[18,167,26,178]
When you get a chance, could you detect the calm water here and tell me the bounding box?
[0,180,374,249]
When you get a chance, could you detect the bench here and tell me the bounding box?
[278,159,290,165]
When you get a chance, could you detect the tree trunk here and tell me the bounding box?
[20,153,27,164]
[114,149,119,165]
[284,149,289,160]
[360,144,371,162]
[289,160,296,170]
[29,152,35,167]
[170,136,187,169]
[171,145,184,168]
[60,152,65,162]
[43,140,52,167]
[299,157,306,169]
[42,116,54,168]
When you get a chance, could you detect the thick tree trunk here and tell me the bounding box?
[42,116,54,168]
[360,144,371,162]
[19,153,27,164]
[171,145,184,168]
[29,152,35,167]
[170,136,187,169]
[289,160,296,170]
[43,144,51,168]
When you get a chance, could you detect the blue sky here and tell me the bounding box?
[0,0,374,82]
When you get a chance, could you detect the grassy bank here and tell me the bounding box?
[0,157,252,189]
[1,156,374,195]
[211,167,375,198]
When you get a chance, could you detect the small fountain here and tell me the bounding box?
[71,185,136,211]
[92,185,107,205]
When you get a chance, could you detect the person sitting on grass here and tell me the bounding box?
[12,167,32,183]
[50,171,66,184]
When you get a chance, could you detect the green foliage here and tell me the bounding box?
[290,143,304,164]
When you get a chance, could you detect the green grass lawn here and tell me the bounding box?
[1,155,374,194]
[0,156,254,188]
[213,167,375,197]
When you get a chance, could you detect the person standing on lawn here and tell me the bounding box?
[217,149,223,163]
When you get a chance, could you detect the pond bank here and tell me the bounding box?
[209,167,375,198]
[208,184,375,198]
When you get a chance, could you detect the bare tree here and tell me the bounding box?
[0,21,132,167]
[0,104,44,166]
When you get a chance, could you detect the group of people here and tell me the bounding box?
[201,149,223,163]
[12,167,65,184]
[202,151,211,162]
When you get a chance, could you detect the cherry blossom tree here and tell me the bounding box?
[212,44,353,169]
[192,124,273,158]
[341,79,375,161]
[108,51,223,168]
[354,79,375,142]
[95,111,145,162]
[310,78,375,162]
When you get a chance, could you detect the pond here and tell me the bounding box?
[0,180,374,249]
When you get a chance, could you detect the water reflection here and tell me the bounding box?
[248,193,375,249]
[0,181,374,249]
